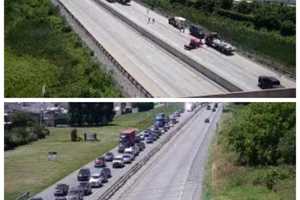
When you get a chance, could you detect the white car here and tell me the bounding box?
[113,155,125,168]
[89,173,103,188]
[123,153,134,163]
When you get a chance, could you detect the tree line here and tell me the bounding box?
[222,103,295,166]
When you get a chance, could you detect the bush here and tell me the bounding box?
[280,20,295,36]
[216,8,254,22]
[226,103,295,166]
[70,129,78,142]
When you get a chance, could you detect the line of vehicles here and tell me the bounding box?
[168,16,235,55]
[169,16,281,89]
[30,109,185,200]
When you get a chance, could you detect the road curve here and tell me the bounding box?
[110,105,222,200]
[59,0,227,97]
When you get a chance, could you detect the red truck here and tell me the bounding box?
[120,128,137,147]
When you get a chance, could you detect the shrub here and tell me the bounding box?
[70,129,78,142]
[226,103,295,166]
[280,20,295,36]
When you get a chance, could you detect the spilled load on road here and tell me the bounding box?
[205,32,235,55]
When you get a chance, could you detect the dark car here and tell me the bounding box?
[145,135,154,143]
[118,143,126,153]
[77,168,91,181]
[31,198,43,200]
[66,187,84,200]
[174,111,180,117]
[79,182,92,196]
[205,118,210,123]
[189,24,205,39]
[104,152,114,162]
[54,184,69,196]
[101,167,112,180]
[94,156,106,167]
[212,108,216,112]
[207,105,211,110]
[137,142,145,151]
[258,76,280,89]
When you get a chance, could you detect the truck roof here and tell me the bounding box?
[121,128,137,134]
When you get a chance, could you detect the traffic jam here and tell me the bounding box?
[31,108,190,200]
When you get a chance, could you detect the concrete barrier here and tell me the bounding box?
[93,0,242,92]
[198,87,296,98]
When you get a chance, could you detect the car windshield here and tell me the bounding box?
[69,190,79,195]
[92,174,100,178]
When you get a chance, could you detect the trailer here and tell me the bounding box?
[168,16,186,30]
[120,128,137,147]
[205,32,235,55]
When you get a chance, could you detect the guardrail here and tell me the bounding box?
[16,192,30,200]
[97,106,202,200]
[93,0,242,93]
[55,0,153,98]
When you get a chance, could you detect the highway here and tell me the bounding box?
[96,0,295,91]
[110,104,222,200]
[58,0,227,97]
[31,107,202,200]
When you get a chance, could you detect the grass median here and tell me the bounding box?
[5,103,182,200]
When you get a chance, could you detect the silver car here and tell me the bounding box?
[89,173,104,188]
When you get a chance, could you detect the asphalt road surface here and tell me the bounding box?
[110,104,222,200]
[59,0,227,97]
[31,107,201,200]
[97,0,295,91]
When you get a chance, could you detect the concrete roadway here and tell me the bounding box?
[31,108,200,200]
[59,0,227,97]
[110,104,222,200]
[97,0,296,91]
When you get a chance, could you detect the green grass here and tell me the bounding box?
[5,0,121,97]
[203,105,295,200]
[5,104,182,200]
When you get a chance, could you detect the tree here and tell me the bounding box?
[69,103,115,126]
[280,20,295,36]
[220,0,233,10]
[235,1,253,14]
[226,103,295,165]
[11,112,35,127]
[133,103,154,112]
[70,129,78,142]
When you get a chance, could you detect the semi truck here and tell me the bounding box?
[154,113,165,128]
[119,128,137,147]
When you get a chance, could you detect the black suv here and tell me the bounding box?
[77,168,91,181]
[79,182,92,195]
[189,25,205,39]
[66,186,84,200]
[258,76,280,89]
[54,184,69,196]
[101,167,112,181]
